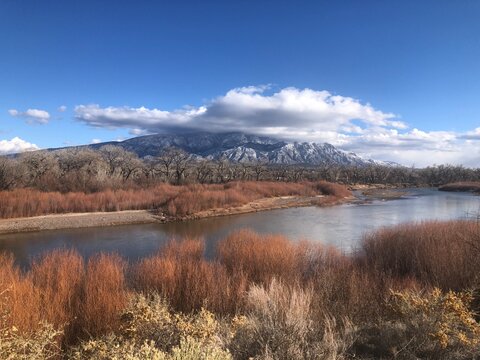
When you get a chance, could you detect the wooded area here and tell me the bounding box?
[1,145,479,192]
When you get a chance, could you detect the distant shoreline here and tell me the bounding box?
[438,182,480,194]
[0,195,353,235]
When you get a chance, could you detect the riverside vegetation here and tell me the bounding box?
[0,181,350,219]
[1,221,480,359]
[1,146,480,194]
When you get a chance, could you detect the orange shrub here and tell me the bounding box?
[0,181,350,219]
[361,221,480,290]
[132,239,246,314]
[217,229,299,284]
[80,253,127,337]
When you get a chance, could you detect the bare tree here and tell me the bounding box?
[158,147,191,184]
[194,160,213,183]
[99,145,126,177]
[252,161,267,181]
[99,145,141,181]
[214,159,233,183]
[20,151,58,189]
[157,147,178,182]
[0,157,23,190]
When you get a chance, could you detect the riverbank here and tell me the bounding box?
[358,188,410,201]
[439,181,480,193]
[0,210,159,234]
[0,194,353,234]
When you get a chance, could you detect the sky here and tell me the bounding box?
[1,0,480,167]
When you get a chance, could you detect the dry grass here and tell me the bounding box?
[80,254,127,337]
[0,180,351,219]
[2,221,480,358]
[230,280,355,360]
[0,250,128,346]
[360,220,480,290]
[132,238,247,314]
[0,185,179,218]
[439,181,480,193]
[217,229,300,284]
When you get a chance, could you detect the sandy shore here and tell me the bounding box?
[182,194,350,220]
[358,188,410,200]
[0,195,352,235]
[0,210,160,235]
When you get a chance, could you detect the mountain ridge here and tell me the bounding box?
[63,132,396,166]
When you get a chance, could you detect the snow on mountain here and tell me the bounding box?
[87,132,394,166]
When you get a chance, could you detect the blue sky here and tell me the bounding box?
[1,0,480,166]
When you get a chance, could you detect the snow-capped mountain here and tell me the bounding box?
[86,132,393,166]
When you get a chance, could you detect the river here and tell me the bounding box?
[0,188,478,266]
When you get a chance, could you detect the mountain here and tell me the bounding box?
[83,132,393,166]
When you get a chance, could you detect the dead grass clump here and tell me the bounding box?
[80,253,127,338]
[217,229,299,284]
[133,239,246,314]
[0,253,43,335]
[313,181,352,198]
[0,250,129,346]
[30,250,85,337]
[361,221,480,290]
[230,279,355,360]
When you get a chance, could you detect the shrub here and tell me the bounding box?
[0,180,350,219]
[0,322,62,360]
[353,288,480,359]
[133,239,246,314]
[79,253,127,337]
[30,250,85,338]
[70,293,232,360]
[230,280,355,360]
[361,221,480,290]
[217,229,299,284]
[69,335,165,360]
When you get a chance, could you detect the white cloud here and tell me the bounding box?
[129,128,152,136]
[0,137,39,155]
[90,138,102,144]
[58,105,67,112]
[75,86,404,135]
[8,108,51,124]
[462,127,480,140]
[73,86,480,166]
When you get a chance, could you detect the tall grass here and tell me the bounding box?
[361,220,480,290]
[217,229,300,284]
[132,238,246,314]
[0,250,127,345]
[0,180,351,219]
[1,221,480,357]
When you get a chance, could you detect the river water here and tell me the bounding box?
[0,188,478,266]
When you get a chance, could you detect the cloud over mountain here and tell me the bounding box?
[75,86,404,136]
[73,86,480,166]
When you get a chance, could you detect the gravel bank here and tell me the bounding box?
[0,195,353,235]
[0,210,159,234]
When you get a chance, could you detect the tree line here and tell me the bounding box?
[0,145,479,192]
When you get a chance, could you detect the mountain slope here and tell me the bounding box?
[85,132,391,166]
